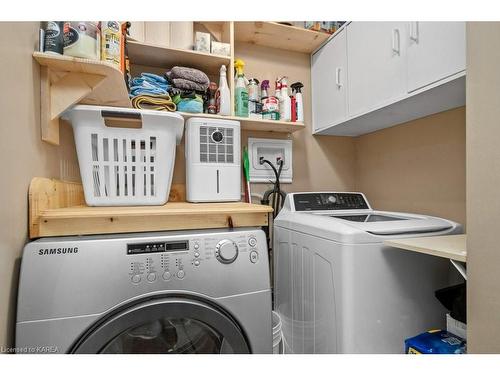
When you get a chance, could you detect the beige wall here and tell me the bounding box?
[355,107,466,225]
[0,23,79,348]
[235,42,357,197]
[466,22,500,353]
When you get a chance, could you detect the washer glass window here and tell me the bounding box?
[101,317,228,354]
[71,297,250,354]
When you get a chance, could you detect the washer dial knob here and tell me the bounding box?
[327,195,337,204]
[215,239,239,264]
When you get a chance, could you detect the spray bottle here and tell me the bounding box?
[216,65,230,116]
[290,95,297,122]
[291,82,304,122]
[279,77,291,122]
[234,59,249,118]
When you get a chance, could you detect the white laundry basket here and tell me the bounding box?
[64,105,184,206]
[272,311,284,354]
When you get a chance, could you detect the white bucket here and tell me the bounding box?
[272,311,284,354]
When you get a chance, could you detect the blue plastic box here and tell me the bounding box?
[405,330,467,354]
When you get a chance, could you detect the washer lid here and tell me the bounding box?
[275,192,460,243]
[329,212,454,236]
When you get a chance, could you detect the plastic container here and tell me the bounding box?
[272,311,284,354]
[63,105,184,206]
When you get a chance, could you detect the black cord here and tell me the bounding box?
[260,158,285,217]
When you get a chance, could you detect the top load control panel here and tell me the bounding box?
[293,192,369,211]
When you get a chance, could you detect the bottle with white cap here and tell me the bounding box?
[279,77,291,122]
[216,65,231,116]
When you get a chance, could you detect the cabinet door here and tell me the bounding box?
[311,28,347,132]
[347,22,407,117]
[407,22,466,92]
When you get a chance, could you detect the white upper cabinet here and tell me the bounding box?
[311,28,347,132]
[406,22,466,92]
[312,22,466,136]
[347,22,407,117]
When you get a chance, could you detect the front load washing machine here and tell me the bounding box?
[273,192,463,354]
[16,228,271,354]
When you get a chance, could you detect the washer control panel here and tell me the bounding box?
[293,192,369,211]
[127,233,262,284]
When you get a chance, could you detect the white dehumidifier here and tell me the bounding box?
[185,118,241,202]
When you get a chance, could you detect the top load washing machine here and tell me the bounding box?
[273,192,462,354]
[16,228,271,354]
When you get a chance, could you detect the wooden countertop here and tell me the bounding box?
[29,178,272,238]
[384,234,466,262]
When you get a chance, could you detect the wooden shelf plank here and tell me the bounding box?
[177,111,305,133]
[384,234,467,262]
[235,22,331,53]
[127,41,231,75]
[29,178,272,238]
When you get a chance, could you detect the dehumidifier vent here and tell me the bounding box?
[199,126,234,164]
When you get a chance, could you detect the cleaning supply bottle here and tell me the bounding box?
[261,80,269,101]
[216,65,230,116]
[290,95,297,122]
[275,78,282,102]
[291,82,304,122]
[279,77,291,122]
[234,59,249,118]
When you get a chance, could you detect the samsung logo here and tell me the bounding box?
[38,247,79,256]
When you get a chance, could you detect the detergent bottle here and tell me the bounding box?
[234,59,249,118]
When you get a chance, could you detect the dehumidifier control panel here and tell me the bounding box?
[293,193,369,211]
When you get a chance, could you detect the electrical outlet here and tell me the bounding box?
[248,138,292,183]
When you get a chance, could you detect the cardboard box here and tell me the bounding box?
[194,31,210,53]
[405,330,466,354]
[446,313,467,340]
[211,41,230,56]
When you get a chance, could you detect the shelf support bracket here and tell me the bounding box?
[40,66,107,145]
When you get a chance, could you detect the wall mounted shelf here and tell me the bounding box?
[33,52,132,145]
[385,234,467,262]
[29,178,272,238]
[178,112,305,133]
[127,41,231,75]
[234,22,331,53]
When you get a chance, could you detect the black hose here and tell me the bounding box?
[260,158,285,217]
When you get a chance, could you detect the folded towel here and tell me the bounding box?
[131,94,177,111]
[172,92,204,113]
[169,78,209,92]
[129,73,171,97]
[167,66,210,85]
[166,66,210,92]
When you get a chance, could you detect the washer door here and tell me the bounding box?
[71,297,250,354]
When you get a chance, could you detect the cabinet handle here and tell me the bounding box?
[392,28,401,55]
[335,67,342,88]
[410,21,419,43]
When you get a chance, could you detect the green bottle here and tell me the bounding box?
[234,59,249,117]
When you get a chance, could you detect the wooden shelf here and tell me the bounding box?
[234,22,331,53]
[29,178,272,238]
[33,52,131,145]
[177,112,305,133]
[127,41,231,75]
[385,234,467,262]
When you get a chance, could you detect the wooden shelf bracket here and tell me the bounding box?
[40,66,107,145]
